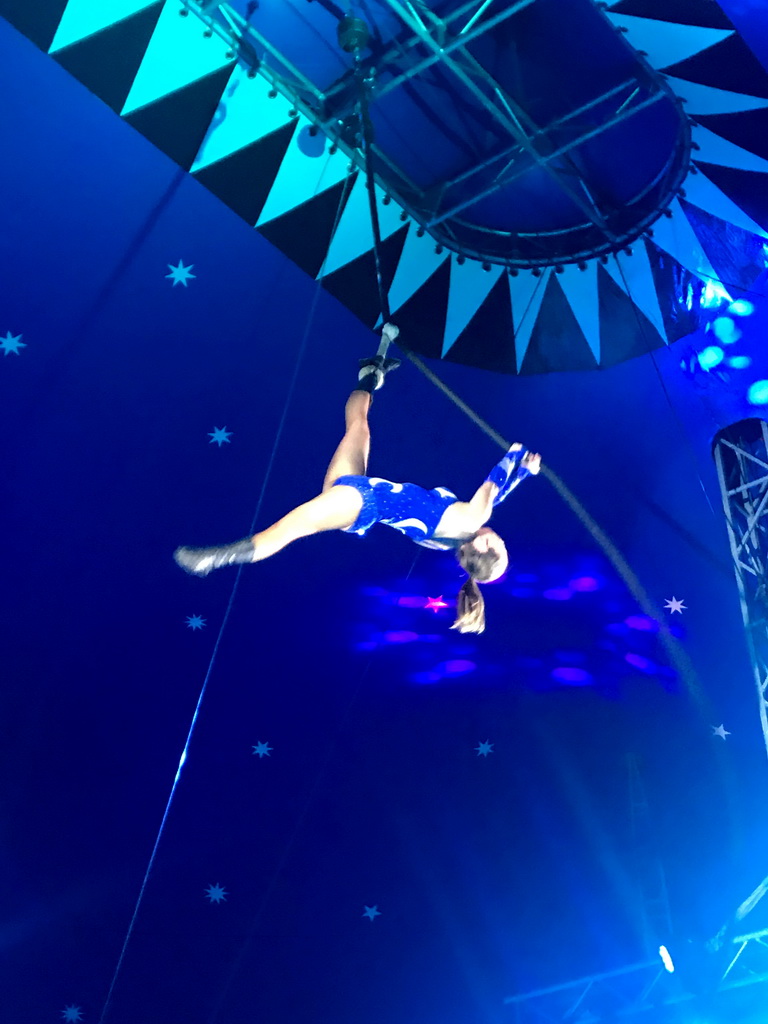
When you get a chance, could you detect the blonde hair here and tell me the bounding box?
[451,546,502,634]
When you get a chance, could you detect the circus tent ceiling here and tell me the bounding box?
[4,0,768,374]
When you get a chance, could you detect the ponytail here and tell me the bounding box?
[451,576,486,634]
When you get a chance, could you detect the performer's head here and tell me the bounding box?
[452,528,508,633]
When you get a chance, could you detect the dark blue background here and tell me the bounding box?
[2,9,768,1024]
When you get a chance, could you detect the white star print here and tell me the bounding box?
[208,426,232,446]
[664,597,686,614]
[1,331,25,356]
[166,260,196,286]
[185,614,206,630]
[252,741,273,758]
[61,1008,83,1023]
[712,724,731,740]
[205,883,228,903]
[475,741,494,757]
[362,905,381,921]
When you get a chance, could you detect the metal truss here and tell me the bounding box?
[502,928,768,1022]
[713,418,768,765]
[183,0,690,265]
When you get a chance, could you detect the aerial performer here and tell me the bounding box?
[174,325,541,633]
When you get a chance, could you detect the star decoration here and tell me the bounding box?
[475,741,494,757]
[185,614,206,631]
[664,597,686,614]
[205,883,228,903]
[713,724,731,740]
[252,741,273,758]
[1,331,25,356]
[425,596,448,612]
[61,1008,83,1023]
[362,905,381,921]
[166,260,196,286]
[208,426,232,447]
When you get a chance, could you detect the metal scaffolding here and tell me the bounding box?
[183,0,690,265]
[502,927,768,1022]
[713,418,768,765]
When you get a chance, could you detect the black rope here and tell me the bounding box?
[355,59,392,325]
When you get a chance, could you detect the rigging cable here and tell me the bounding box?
[353,65,711,717]
[97,156,356,1024]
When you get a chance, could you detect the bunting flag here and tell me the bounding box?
[3,0,768,374]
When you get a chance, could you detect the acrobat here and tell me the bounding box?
[174,326,540,632]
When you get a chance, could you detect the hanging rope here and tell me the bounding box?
[352,65,711,713]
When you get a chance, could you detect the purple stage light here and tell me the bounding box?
[569,576,599,592]
[625,653,654,671]
[551,667,592,686]
[625,614,658,632]
[384,630,420,644]
[543,588,572,601]
[440,659,476,676]
[397,595,427,608]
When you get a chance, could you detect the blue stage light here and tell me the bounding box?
[748,380,768,405]
[698,346,724,369]
[729,299,754,317]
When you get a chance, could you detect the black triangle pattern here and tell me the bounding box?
[0,0,69,51]
[322,225,410,331]
[520,276,599,375]
[51,4,163,114]
[258,179,357,280]
[124,65,235,171]
[194,123,297,227]
[443,275,517,376]
[596,264,665,368]
[608,0,731,31]
[667,35,768,100]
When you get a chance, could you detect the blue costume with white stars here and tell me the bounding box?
[335,446,532,543]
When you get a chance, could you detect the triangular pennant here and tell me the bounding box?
[121,0,234,116]
[603,245,667,342]
[682,167,768,239]
[319,175,403,279]
[666,76,768,116]
[556,262,600,363]
[442,259,503,356]
[692,124,768,174]
[649,198,718,282]
[50,0,159,51]
[387,226,449,315]
[508,270,550,372]
[256,122,351,226]
[606,14,732,70]
[192,67,292,172]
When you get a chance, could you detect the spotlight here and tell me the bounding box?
[659,946,675,973]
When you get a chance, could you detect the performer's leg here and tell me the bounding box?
[322,389,372,493]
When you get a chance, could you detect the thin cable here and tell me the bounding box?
[98,160,355,1024]
[391,333,713,714]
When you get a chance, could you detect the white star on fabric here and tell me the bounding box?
[713,724,731,740]
[185,614,206,631]
[166,260,196,286]
[475,741,494,757]
[664,597,686,614]
[1,331,26,356]
[252,741,273,758]
[61,1008,83,1023]
[362,905,381,921]
[208,426,232,446]
[205,883,228,903]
